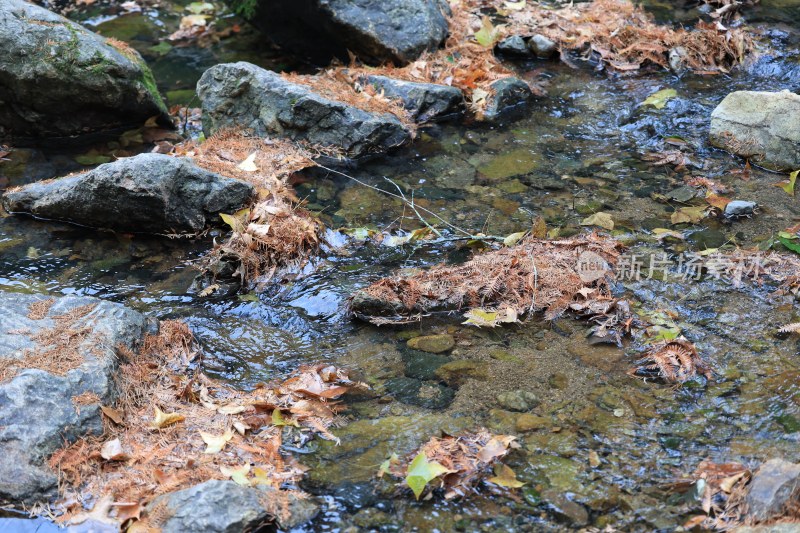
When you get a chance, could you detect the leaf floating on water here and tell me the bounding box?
[200,429,234,454]
[151,406,185,429]
[405,452,451,500]
[580,212,614,230]
[640,88,677,109]
[487,464,525,488]
[220,464,251,486]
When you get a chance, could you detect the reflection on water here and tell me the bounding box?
[3,0,800,529]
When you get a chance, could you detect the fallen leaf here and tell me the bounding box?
[474,16,502,48]
[775,169,798,196]
[220,464,251,486]
[271,408,300,427]
[641,88,677,109]
[200,429,234,454]
[405,452,451,500]
[100,405,124,425]
[705,193,732,210]
[217,404,248,415]
[237,152,259,172]
[100,438,130,461]
[580,212,614,230]
[478,435,517,463]
[487,464,525,488]
[151,406,185,429]
[503,231,527,246]
[113,501,142,522]
[671,205,707,225]
[504,0,526,10]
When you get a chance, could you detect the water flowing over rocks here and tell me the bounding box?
[229,0,450,66]
[0,292,146,503]
[0,0,169,144]
[197,62,412,159]
[709,90,800,171]
[2,153,254,234]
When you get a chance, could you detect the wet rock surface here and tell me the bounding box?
[144,479,319,532]
[483,77,534,122]
[406,333,455,353]
[745,458,800,523]
[233,0,449,66]
[197,62,411,159]
[709,90,800,171]
[0,292,146,503]
[0,0,168,143]
[361,75,463,123]
[2,154,254,234]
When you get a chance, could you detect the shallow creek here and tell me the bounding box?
[2,1,800,531]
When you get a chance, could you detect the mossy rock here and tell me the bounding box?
[407,334,455,354]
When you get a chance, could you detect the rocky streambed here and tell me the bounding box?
[2,0,800,531]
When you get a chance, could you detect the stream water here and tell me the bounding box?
[2,1,800,531]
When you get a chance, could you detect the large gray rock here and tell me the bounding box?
[197,62,411,158]
[0,0,169,143]
[2,153,254,234]
[483,77,534,122]
[0,292,146,503]
[144,480,319,532]
[745,458,800,523]
[361,75,463,123]
[709,90,800,171]
[229,0,449,66]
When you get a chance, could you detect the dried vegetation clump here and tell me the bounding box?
[175,130,324,284]
[490,0,753,73]
[383,429,521,500]
[50,320,356,530]
[0,302,98,383]
[628,337,713,384]
[352,233,626,325]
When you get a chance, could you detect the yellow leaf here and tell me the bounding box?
[218,404,248,415]
[406,452,452,500]
[271,408,299,427]
[670,205,707,225]
[531,217,547,238]
[580,212,614,230]
[652,228,685,240]
[504,0,526,9]
[200,429,234,454]
[503,231,526,246]
[220,464,251,486]
[488,464,526,488]
[237,152,258,172]
[151,406,185,429]
[641,88,677,109]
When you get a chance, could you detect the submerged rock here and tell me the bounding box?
[197,62,411,159]
[407,334,455,353]
[0,292,146,503]
[144,479,319,532]
[0,0,169,143]
[709,90,800,171]
[361,75,463,122]
[2,154,254,234]
[745,458,800,523]
[483,77,534,122]
[229,0,449,66]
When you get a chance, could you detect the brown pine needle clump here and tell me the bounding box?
[628,337,713,384]
[49,320,356,529]
[175,130,325,284]
[491,0,753,73]
[350,233,626,325]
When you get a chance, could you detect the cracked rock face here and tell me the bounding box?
[709,90,800,171]
[2,153,254,234]
[0,0,169,144]
[197,62,411,159]
[0,292,146,504]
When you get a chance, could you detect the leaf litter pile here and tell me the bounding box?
[172,129,324,285]
[380,429,522,500]
[49,320,357,530]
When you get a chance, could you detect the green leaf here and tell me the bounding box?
[779,236,800,254]
[219,208,250,232]
[405,452,450,500]
[777,170,799,196]
[271,408,299,427]
[378,453,399,477]
[74,153,112,166]
[149,42,173,56]
[641,88,677,110]
[186,2,215,14]
[474,16,502,48]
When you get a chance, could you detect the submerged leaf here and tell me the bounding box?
[406,452,451,500]
[580,212,614,230]
[488,464,525,488]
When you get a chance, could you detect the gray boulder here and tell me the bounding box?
[229,0,449,66]
[745,458,800,523]
[0,0,169,143]
[0,292,146,503]
[483,77,534,122]
[496,36,532,56]
[197,62,411,158]
[709,90,800,171]
[144,480,319,532]
[361,75,463,123]
[2,153,254,234]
